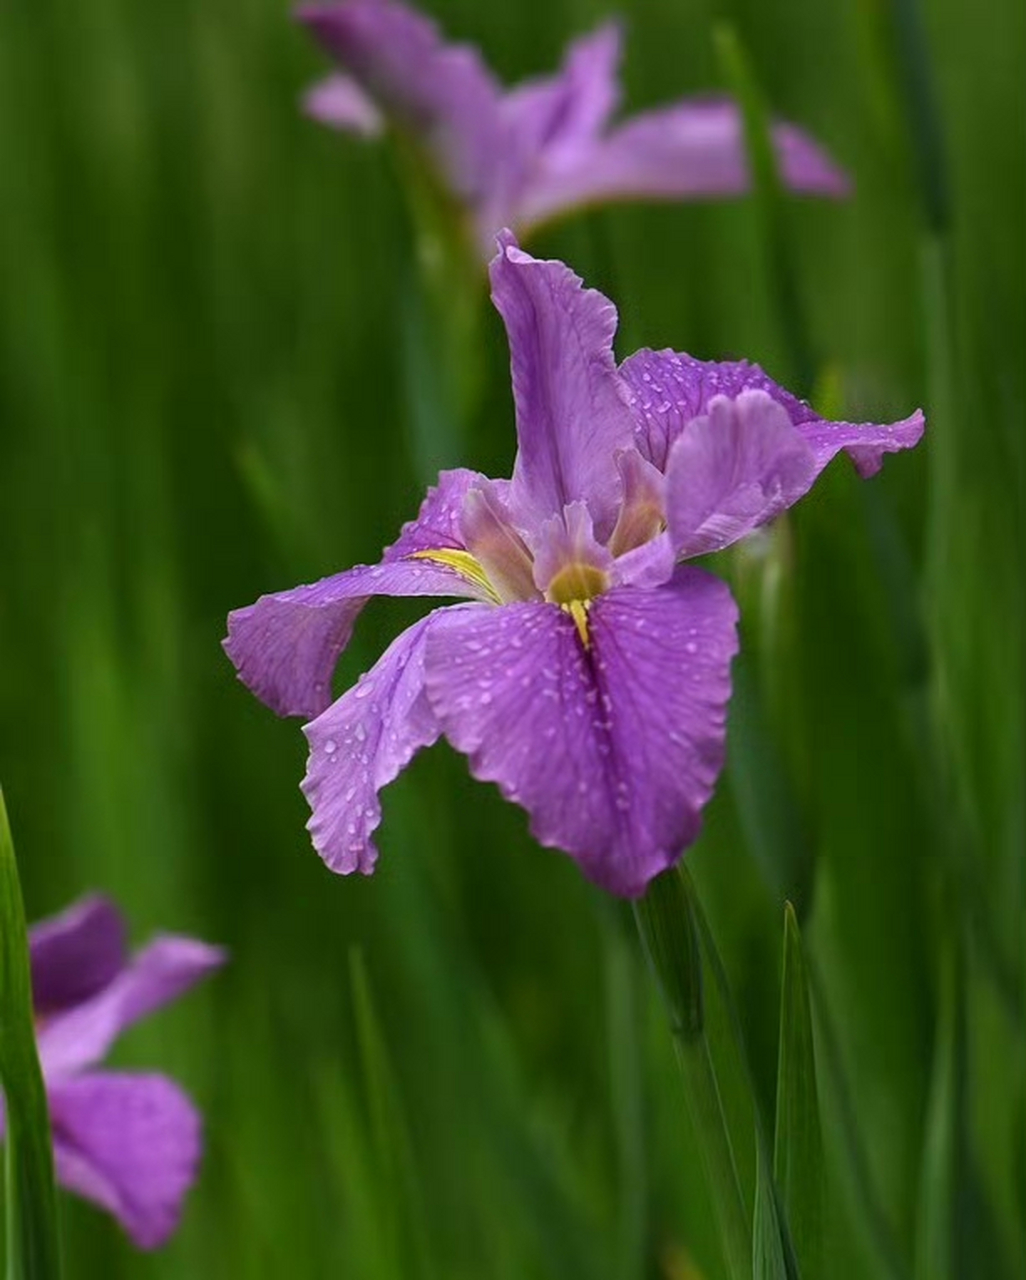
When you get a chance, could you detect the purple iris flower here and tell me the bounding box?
[1,896,225,1249]
[225,233,923,897]
[297,1,850,259]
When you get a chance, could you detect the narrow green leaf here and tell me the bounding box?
[914,921,975,1280]
[753,1145,789,1280]
[774,905,823,1277]
[348,948,434,1280]
[602,910,646,1280]
[635,866,750,1280]
[713,22,815,396]
[0,790,61,1280]
[393,135,484,480]
[806,963,911,1280]
[686,884,802,1280]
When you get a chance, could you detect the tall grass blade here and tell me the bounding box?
[713,22,814,395]
[774,905,822,1277]
[349,947,434,1280]
[635,866,750,1280]
[0,791,61,1280]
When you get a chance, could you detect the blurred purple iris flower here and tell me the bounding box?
[298,1,849,259]
[225,233,923,897]
[4,896,225,1249]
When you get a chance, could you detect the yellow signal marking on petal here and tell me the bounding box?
[563,599,592,648]
[409,548,501,602]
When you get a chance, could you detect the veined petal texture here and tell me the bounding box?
[425,568,738,897]
[666,390,816,558]
[302,610,445,875]
[490,231,636,537]
[620,347,924,490]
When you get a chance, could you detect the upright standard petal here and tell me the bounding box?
[298,0,503,201]
[29,895,127,1017]
[490,233,636,537]
[224,468,496,719]
[619,348,924,482]
[425,568,738,897]
[37,937,226,1080]
[666,391,815,558]
[49,1072,201,1250]
[514,98,850,232]
[500,22,622,168]
[303,72,384,136]
[302,611,444,875]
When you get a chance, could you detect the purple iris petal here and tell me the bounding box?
[12,896,224,1248]
[298,0,503,202]
[620,347,816,469]
[299,3,849,259]
[797,411,927,478]
[490,231,636,536]
[226,237,924,897]
[302,610,444,874]
[666,390,816,558]
[460,482,539,604]
[302,72,384,136]
[49,1072,201,1250]
[612,530,676,590]
[29,895,126,1017]
[38,936,226,1081]
[424,568,738,896]
[225,468,494,718]
[620,347,925,485]
[515,98,850,233]
[500,22,622,167]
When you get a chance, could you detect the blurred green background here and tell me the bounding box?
[0,0,1022,1275]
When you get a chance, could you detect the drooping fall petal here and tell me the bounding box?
[224,468,495,718]
[302,611,445,874]
[424,568,738,896]
[49,1072,202,1250]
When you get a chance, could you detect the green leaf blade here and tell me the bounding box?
[0,790,62,1280]
[774,904,823,1278]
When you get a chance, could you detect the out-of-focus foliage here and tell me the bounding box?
[0,0,1021,1275]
